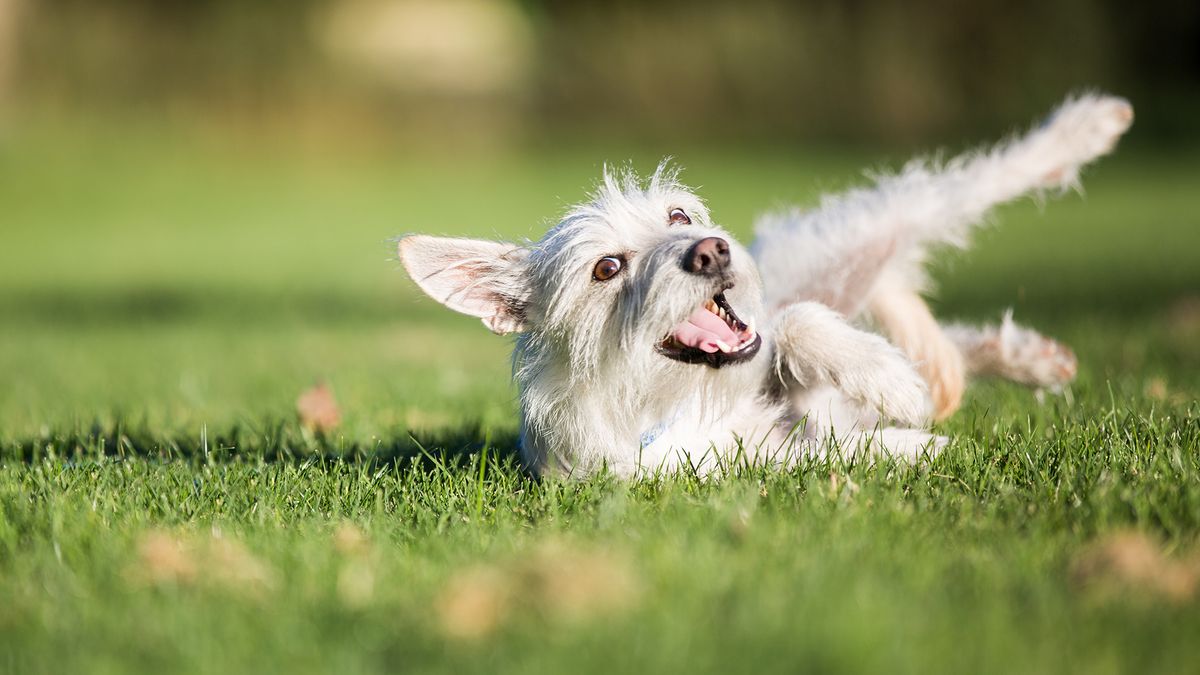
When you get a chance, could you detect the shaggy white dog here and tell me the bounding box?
[398,93,1133,478]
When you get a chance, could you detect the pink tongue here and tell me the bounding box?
[672,307,740,353]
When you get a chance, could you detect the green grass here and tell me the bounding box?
[1,127,1199,674]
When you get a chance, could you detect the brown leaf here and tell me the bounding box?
[436,565,510,640]
[1070,531,1200,604]
[129,529,276,599]
[133,530,197,586]
[297,383,341,432]
[434,540,641,641]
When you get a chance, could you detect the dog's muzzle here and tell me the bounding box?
[656,286,761,368]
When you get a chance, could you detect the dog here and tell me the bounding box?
[398,93,1133,478]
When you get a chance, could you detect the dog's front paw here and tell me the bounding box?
[870,428,949,462]
[844,344,932,427]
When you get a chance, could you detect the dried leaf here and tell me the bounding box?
[1071,531,1199,604]
[297,383,341,432]
[436,565,510,640]
[434,540,641,640]
[133,530,197,586]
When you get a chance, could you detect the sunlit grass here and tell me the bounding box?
[1,129,1198,674]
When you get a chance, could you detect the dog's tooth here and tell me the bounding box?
[747,317,756,336]
[715,340,733,353]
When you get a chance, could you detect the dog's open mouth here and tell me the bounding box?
[656,288,762,368]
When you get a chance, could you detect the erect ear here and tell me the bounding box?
[397,235,530,335]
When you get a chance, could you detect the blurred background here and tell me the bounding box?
[1,0,1197,440]
[4,0,1199,145]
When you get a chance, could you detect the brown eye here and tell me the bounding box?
[668,208,691,225]
[592,256,622,281]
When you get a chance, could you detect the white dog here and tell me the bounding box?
[398,93,1133,478]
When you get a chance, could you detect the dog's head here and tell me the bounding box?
[397,166,765,386]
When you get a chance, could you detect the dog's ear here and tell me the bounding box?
[397,235,529,335]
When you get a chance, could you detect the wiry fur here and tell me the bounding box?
[397,93,1133,478]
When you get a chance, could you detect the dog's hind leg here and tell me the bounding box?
[871,294,1077,417]
[752,93,1134,316]
[942,311,1077,392]
[867,283,965,420]
[754,94,1129,417]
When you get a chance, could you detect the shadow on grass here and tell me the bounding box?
[0,419,524,475]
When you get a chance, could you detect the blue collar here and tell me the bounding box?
[639,408,684,448]
[640,421,668,448]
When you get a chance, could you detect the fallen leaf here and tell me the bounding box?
[297,383,341,432]
[1070,530,1199,604]
[434,540,641,641]
[133,530,197,586]
[436,565,510,640]
[129,530,276,599]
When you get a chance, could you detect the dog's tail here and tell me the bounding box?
[751,92,1133,317]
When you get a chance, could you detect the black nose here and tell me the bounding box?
[683,237,731,276]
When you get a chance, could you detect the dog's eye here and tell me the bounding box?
[668,208,691,225]
[592,256,623,281]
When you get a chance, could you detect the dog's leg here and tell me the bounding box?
[849,428,948,461]
[785,384,947,462]
[756,94,1129,418]
[752,93,1134,316]
[870,288,1078,415]
[771,302,931,426]
[942,312,1077,391]
[867,284,966,420]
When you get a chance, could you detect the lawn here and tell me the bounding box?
[1,125,1199,674]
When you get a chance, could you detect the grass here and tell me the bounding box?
[1,126,1199,674]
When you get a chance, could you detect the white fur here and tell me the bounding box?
[397,93,1132,478]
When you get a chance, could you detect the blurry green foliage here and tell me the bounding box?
[6,0,1200,144]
